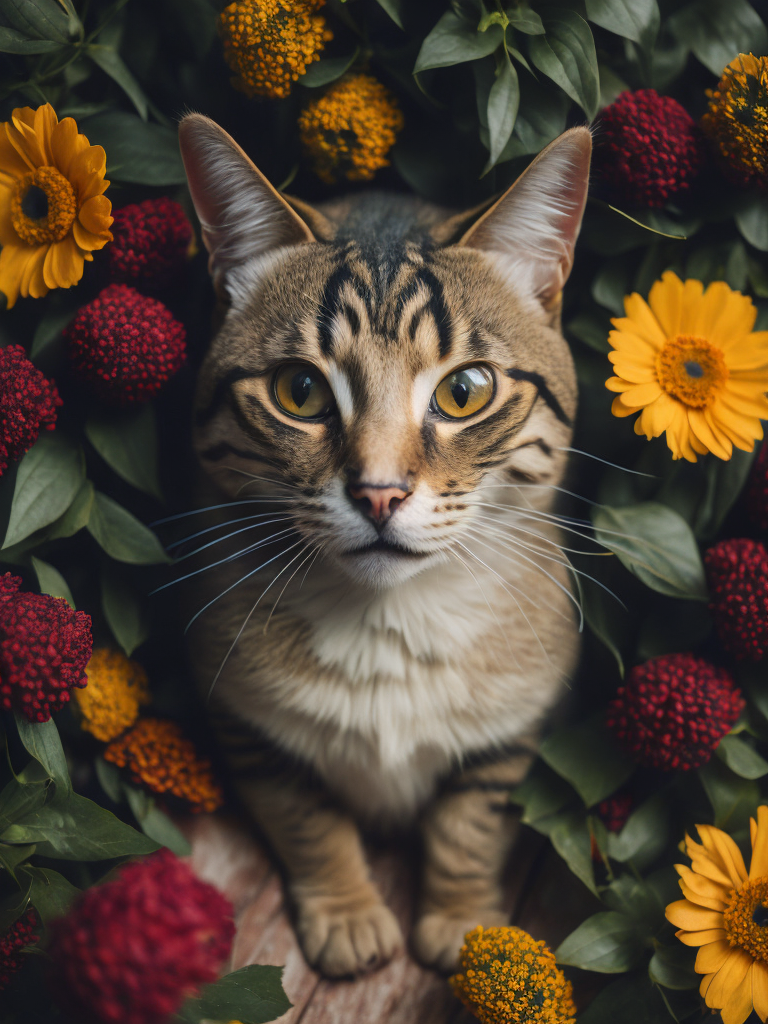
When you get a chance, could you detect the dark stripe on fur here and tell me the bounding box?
[505,369,572,427]
[196,367,258,425]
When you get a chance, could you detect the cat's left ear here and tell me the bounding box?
[459,127,592,309]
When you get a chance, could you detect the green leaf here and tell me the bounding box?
[101,566,149,657]
[581,574,627,674]
[556,911,644,972]
[736,195,768,252]
[82,111,186,185]
[694,447,757,541]
[592,502,707,601]
[414,12,502,73]
[88,491,170,565]
[585,0,659,45]
[48,479,94,540]
[699,756,760,831]
[579,972,675,1023]
[528,11,599,119]
[0,778,48,835]
[507,5,544,35]
[592,259,631,315]
[540,716,634,807]
[31,557,74,608]
[649,944,698,991]
[0,26,61,51]
[300,50,359,87]
[178,965,292,1024]
[668,0,768,76]
[0,0,75,42]
[716,734,768,780]
[0,882,32,931]
[0,790,160,860]
[13,715,72,796]
[0,842,35,876]
[85,407,163,501]
[30,305,74,360]
[484,53,519,172]
[510,760,574,825]
[607,794,669,869]
[547,812,597,894]
[95,756,124,804]
[373,0,403,30]
[23,866,79,926]
[566,310,611,353]
[87,45,148,121]
[3,435,84,549]
[123,785,191,856]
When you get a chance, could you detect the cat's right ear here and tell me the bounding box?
[178,113,318,301]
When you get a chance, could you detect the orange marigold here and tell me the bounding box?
[702,53,768,187]
[219,0,332,100]
[298,73,404,183]
[104,718,223,813]
[75,648,150,742]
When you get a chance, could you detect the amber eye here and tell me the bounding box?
[432,365,495,419]
[273,363,334,419]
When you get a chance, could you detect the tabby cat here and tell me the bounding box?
[177,114,591,977]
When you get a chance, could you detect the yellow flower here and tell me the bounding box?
[702,53,768,187]
[606,271,768,462]
[666,806,768,1024]
[75,648,150,743]
[449,925,576,1024]
[0,104,112,309]
[219,0,332,100]
[298,73,404,184]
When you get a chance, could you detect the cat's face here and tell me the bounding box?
[181,117,589,589]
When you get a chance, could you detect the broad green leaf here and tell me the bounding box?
[736,195,768,252]
[24,866,79,925]
[592,502,707,601]
[556,911,644,972]
[88,491,170,565]
[101,566,149,657]
[509,761,574,825]
[542,811,597,894]
[124,785,191,856]
[507,5,544,34]
[699,757,760,831]
[579,973,675,1023]
[48,479,94,540]
[693,444,756,543]
[528,11,599,119]
[649,944,698,991]
[31,557,74,608]
[414,12,502,73]
[540,717,634,807]
[0,778,48,835]
[0,0,74,42]
[607,794,669,869]
[30,305,74,360]
[374,0,403,30]
[3,435,84,549]
[484,53,519,172]
[603,872,671,929]
[580,572,627,674]
[300,50,359,87]
[85,407,163,501]
[0,842,35,876]
[0,26,61,51]
[585,0,659,45]
[178,965,292,1024]
[0,882,32,932]
[668,0,768,75]
[14,715,72,796]
[0,791,159,860]
[83,111,186,185]
[592,259,631,315]
[87,45,148,120]
[95,756,124,804]
[717,734,768,780]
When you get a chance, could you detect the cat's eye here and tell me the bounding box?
[273,363,334,419]
[432,365,495,420]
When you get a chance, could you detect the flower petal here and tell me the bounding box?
[32,103,57,166]
[20,243,49,299]
[78,194,112,237]
[696,940,736,974]
[68,146,107,205]
[637,391,678,438]
[611,395,635,418]
[50,116,89,180]
[689,408,731,460]
[677,277,706,335]
[665,899,724,931]
[614,381,662,408]
[697,825,748,888]
[750,806,768,880]
[608,357,656,383]
[44,235,84,290]
[0,243,33,307]
[676,927,727,946]
[753,961,768,1021]
[649,271,684,337]
[620,292,667,347]
[0,121,33,180]
[675,864,732,904]
[721,962,756,1024]
[706,948,753,1011]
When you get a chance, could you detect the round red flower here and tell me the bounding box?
[65,284,186,406]
[747,444,768,532]
[595,89,704,207]
[597,793,633,834]
[48,849,234,1024]
[0,910,39,991]
[706,538,768,661]
[108,198,194,286]
[0,344,61,476]
[0,573,92,722]
[606,653,743,770]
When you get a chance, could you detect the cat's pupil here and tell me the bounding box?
[451,379,469,408]
[291,372,314,408]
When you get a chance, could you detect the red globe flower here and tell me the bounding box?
[0,574,92,722]
[597,793,633,834]
[48,849,234,1024]
[0,344,61,476]
[747,444,768,532]
[595,89,704,207]
[0,910,39,991]
[606,653,743,770]
[65,284,186,406]
[706,538,768,661]
[108,198,194,286]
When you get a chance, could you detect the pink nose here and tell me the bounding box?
[347,484,410,526]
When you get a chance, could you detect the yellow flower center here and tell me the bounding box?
[656,334,729,408]
[724,878,768,961]
[11,166,77,245]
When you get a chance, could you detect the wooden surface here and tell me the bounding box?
[183,814,599,1024]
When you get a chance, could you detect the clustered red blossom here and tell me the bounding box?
[596,793,633,834]
[0,573,92,722]
[0,910,39,991]
[0,344,61,476]
[606,653,743,771]
[48,849,234,1024]
[747,444,768,531]
[706,539,768,661]
[108,198,193,286]
[65,284,186,406]
[596,88,704,207]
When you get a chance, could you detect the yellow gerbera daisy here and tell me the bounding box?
[606,270,768,462]
[666,806,768,1024]
[0,103,113,309]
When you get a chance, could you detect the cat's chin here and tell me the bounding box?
[335,545,440,589]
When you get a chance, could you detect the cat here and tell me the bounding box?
[177,112,590,978]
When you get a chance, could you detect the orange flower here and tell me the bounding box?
[75,649,150,743]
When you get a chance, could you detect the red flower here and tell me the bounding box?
[706,538,768,661]
[0,910,39,991]
[65,284,186,406]
[0,344,61,476]
[108,198,194,286]
[747,444,768,532]
[595,89,704,207]
[606,653,743,770]
[0,574,92,722]
[48,849,234,1024]
[597,793,633,834]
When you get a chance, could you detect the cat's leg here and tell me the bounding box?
[413,744,535,972]
[213,713,403,977]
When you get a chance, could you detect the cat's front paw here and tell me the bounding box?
[295,895,403,978]
[412,910,509,973]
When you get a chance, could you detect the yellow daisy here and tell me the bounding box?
[606,270,768,462]
[666,806,768,1024]
[0,103,113,309]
